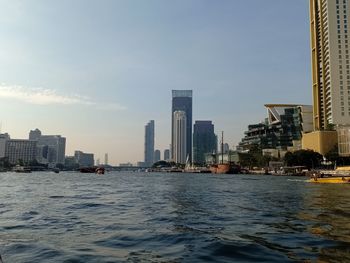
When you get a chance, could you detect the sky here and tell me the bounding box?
[0,0,312,165]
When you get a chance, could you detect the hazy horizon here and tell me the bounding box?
[0,0,311,165]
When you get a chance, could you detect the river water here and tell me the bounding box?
[0,171,349,262]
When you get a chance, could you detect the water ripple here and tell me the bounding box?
[0,172,349,262]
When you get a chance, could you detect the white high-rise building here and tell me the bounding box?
[310,0,350,129]
[5,139,37,164]
[173,111,187,164]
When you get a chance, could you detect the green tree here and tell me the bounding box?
[284,150,323,169]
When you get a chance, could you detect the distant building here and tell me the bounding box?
[223,143,230,154]
[74,151,94,167]
[64,156,78,170]
[144,120,155,167]
[193,121,217,164]
[154,149,161,163]
[119,162,133,167]
[0,133,10,158]
[239,104,313,152]
[29,129,66,167]
[173,110,187,164]
[137,161,146,167]
[29,129,41,140]
[5,139,37,165]
[163,149,170,161]
[172,90,192,162]
[104,153,108,165]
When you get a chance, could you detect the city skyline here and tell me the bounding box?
[0,1,311,164]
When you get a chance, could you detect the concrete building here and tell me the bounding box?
[5,139,37,165]
[304,0,350,154]
[29,129,41,140]
[164,149,170,161]
[36,135,66,167]
[144,120,155,167]
[193,121,217,164]
[171,90,192,162]
[28,129,66,167]
[173,110,187,164]
[74,151,94,167]
[337,125,350,156]
[310,0,350,128]
[154,149,161,163]
[0,133,10,158]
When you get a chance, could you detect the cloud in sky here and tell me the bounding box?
[0,84,125,111]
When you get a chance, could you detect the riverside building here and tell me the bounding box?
[5,139,37,165]
[74,151,94,167]
[29,129,66,167]
[192,121,217,165]
[173,110,187,164]
[303,0,350,155]
[144,120,155,167]
[171,90,192,162]
[239,104,313,153]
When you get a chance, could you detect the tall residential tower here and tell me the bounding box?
[310,0,350,128]
[171,90,192,162]
[303,0,350,155]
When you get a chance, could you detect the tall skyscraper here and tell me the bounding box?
[144,120,155,166]
[310,0,350,129]
[193,121,217,164]
[154,149,161,162]
[173,111,187,164]
[303,0,350,155]
[171,90,192,162]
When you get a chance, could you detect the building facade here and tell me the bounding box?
[193,121,217,164]
[144,120,155,167]
[239,104,313,152]
[171,90,192,162]
[74,151,94,167]
[0,133,10,158]
[173,110,187,164]
[154,149,161,162]
[310,0,350,128]
[5,139,37,165]
[28,129,66,167]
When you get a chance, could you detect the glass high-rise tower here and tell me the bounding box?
[144,120,155,166]
[171,90,192,162]
[193,121,217,165]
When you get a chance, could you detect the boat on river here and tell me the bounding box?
[79,167,105,174]
[13,165,31,173]
[209,131,240,174]
[308,176,350,184]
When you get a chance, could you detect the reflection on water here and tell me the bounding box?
[301,184,350,262]
[0,172,349,262]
